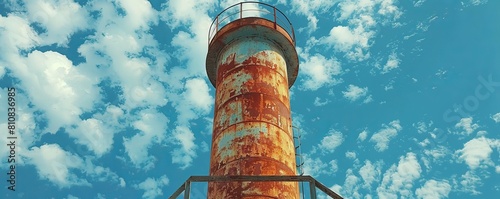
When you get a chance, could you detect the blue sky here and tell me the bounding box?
[0,0,499,198]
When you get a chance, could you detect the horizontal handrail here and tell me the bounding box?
[168,175,343,199]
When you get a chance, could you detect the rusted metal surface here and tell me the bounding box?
[206,17,299,89]
[208,34,299,198]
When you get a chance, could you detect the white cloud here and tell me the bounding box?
[370,120,402,152]
[123,109,169,170]
[381,52,400,74]
[458,171,482,195]
[173,78,214,124]
[23,0,90,46]
[26,144,90,188]
[0,14,40,55]
[424,146,449,161]
[414,121,433,134]
[119,178,126,187]
[82,158,122,186]
[9,50,100,133]
[0,91,40,165]
[377,153,421,198]
[465,0,488,6]
[455,136,496,169]
[359,160,381,189]
[171,126,198,169]
[302,154,333,177]
[454,117,479,136]
[299,50,342,90]
[492,112,500,123]
[66,118,113,157]
[135,175,169,199]
[290,0,339,33]
[161,0,215,76]
[415,179,451,199]
[414,0,426,7]
[313,97,330,106]
[358,130,368,141]
[65,105,125,157]
[323,26,373,61]
[343,84,369,102]
[345,151,357,159]
[341,169,362,199]
[321,0,402,61]
[319,130,344,153]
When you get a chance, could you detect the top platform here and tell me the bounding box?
[206,1,299,88]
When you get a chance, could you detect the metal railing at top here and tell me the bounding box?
[208,1,296,46]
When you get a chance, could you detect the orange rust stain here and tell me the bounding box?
[209,44,298,198]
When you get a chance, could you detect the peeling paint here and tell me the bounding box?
[208,18,299,199]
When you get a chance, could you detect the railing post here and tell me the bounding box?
[216,16,219,33]
[310,180,317,199]
[184,181,191,199]
[240,2,243,19]
[273,7,277,29]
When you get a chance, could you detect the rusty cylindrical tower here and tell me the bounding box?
[206,2,300,198]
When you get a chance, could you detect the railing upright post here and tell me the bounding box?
[310,180,317,199]
[273,7,277,29]
[216,16,219,32]
[184,181,191,199]
[240,2,243,19]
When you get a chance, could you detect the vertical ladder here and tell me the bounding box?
[292,126,306,198]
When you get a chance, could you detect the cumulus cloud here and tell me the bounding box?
[458,171,482,195]
[299,50,342,90]
[0,91,40,164]
[454,117,479,136]
[12,51,100,133]
[123,109,169,170]
[323,25,373,61]
[301,154,337,177]
[370,120,402,152]
[319,130,344,153]
[23,0,90,46]
[381,52,400,74]
[171,126,198,169]
[415,179,451,199]
[492,113,500,123]
[134,175,169,199]
[343,84,369,102]
[345,151,357,159]
[66,106,126,158]
[290,0,339,33]
[455,136,498,170]
[161,0,215,76]
[173,78,213,124]
[313,97,330,106]
[359,160,381,189]
[26,144,90,188]
[343,169,362,198]
[66,118,113,157]
[377,153,421,198]
[358,129,368,141]
[321,0,402,61]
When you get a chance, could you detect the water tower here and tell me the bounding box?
[168,2,343,199]
[205,1,299,198]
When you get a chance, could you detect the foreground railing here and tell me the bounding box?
[167,175,343,199]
